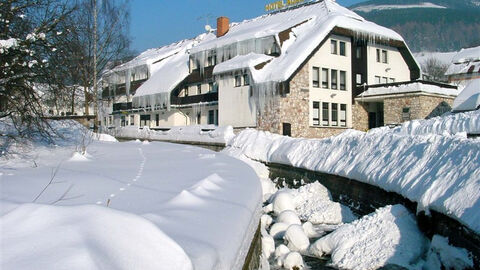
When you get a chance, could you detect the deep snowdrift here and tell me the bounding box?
[226,110,480,233]
[1,122,262,270]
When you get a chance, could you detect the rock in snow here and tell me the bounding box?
[309,205,427,270]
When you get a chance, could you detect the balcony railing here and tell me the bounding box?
[170,92,218,105]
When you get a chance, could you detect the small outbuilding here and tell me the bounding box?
[355,80,458,129]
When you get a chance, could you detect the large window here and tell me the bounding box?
[356,47,362,59]
[313,101,320,126]
[209,82,214,92]
[331,40,337,54]
[340,104,347,127]
[339,41,346,56]
[243,74,250,86]
[312,67,320,87]
[208,110,215,125]
[340,71,346,90]
[322,102,329,126]
[331,103,338,126]
[356,74,363,86]
[235,75,241,87]
[331,69,338,90]
[322,68,329,88]
[382,50,388,63]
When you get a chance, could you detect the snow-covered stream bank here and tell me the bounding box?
[0,122,262,270]
[223,110,480,269]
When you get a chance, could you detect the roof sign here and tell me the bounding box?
[265,0,313,12]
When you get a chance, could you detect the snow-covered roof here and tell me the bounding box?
[445,46,480,76]
[212,53,274,76]
[132,33,214,107]
[108,39,193,74]
[357,81,459,98]
[452,78,480,112]
[191,0,409,84]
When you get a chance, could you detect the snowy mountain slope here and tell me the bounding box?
[350,0,480,52]
[352,2,447,12]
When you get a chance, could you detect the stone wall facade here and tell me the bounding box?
[383,95,454,125]
[257,62,348,139]
[352,101,369,132]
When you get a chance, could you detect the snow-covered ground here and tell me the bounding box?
[226,110,480,236]
[111,125,235,145]
[0,121,262,270]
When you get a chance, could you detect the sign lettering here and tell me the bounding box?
[265,0,309,12]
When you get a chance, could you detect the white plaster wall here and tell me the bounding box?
[308,35,353,128]
[367,44,410,84]
[218,75,257,128]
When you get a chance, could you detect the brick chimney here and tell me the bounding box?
[217,17,229,38]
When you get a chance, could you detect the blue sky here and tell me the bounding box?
[129,0,366,53]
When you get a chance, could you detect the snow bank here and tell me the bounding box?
[1,204,193,270]
[309,205,427,269]
[226,110,480,233]
[1,134,262,269]
[114,125,235,145]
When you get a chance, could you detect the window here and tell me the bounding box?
[402,107,410,121]
[340,71,346,90]
[382,50,388,63]
[332,103,338,126]
[184,87,189,97]
[356,74,363,85]
[235,75,241,87]
[382,77,388,84]
[339,41,346,56]
[121,116,126,127]
[243,74,250,86]
[206,53,216,67]
[215,110,219,125]
[312,67,320,87]
[208,110,215,125]
[375,76,381,84]
[376,49,381,62]
[209,82,214,92]
[331,40,337,54]
[130,115,134,126]
[322,102,329,126]
[156,114,160,126]
[331,69,338,89]
[196,113,201,124]
[197,84,202,95]
[389,78,395,83]
[340,104,347,127]
[356,47,362,59]
[313,101,320,126]
[322,68,329,88]
[140,115,150,127]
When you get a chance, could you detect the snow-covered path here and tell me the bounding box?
[1,139,262,270]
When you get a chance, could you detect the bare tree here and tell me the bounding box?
[55,0,131,122]
[421,57,449,82]
[0,0,74,140]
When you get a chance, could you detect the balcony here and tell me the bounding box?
[112,102,132,114]
[101,79,148,99]
[171,92,218,105]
